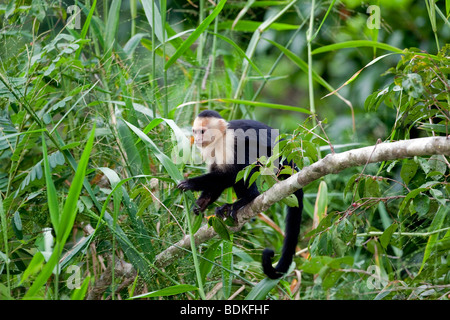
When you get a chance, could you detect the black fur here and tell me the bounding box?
[178,111,303,279]
[198,110,223,119]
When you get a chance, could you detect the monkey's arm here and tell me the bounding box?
[177,171,235,191]
[177,171,236,214]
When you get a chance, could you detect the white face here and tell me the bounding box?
[192,117,226,148]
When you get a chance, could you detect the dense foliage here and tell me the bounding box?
[0,0,448,300]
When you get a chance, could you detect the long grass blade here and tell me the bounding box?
[42,133,60,235]
[165,0,227,70]
[75,0,97,59]
[141,0,167,44]
[311,40,403,55]
[0,193,10,295]
[216,98,311,114]
[124,120,183,182]
[58,124,96,244]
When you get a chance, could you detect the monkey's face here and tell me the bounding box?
[192,117,227,148]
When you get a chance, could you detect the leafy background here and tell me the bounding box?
[0,0,449,300]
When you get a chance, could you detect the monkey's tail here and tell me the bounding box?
[262,189,303,279]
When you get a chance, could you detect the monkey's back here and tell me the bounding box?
[227,119,278,167]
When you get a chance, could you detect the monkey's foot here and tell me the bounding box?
[215,203,231,219]
[193,197,210,215]
[215,204,238,223]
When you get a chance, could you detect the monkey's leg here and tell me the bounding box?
[216,180,260,221]
[194,189,224,215]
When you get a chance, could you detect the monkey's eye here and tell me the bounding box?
[193,129,205,135]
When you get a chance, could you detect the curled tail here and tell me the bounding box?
[262,189,303,279]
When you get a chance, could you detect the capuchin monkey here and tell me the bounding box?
[177,110,303,279]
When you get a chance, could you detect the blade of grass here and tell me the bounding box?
[23,242,62,299]
[2,66,160,290]
[307,0,316,119]
[0,129,46,143]
[230,0,298,117]
[129,284,198,299]
[57,124,96,244]
[216,98,311,114]
[124,120,206,299]
[104,0,121,71]
[322,53,398,99]
[0,194,10,296]
[42,133,60,236]
[208,32,264,77]
[418,205,448,274]
[23,125,96,299]
[231,0,255,30]
[70,276,91,300]
[165,0,227,70]
[265,38,354,117]
[75,0,97,59]
[141,0,167,44]
[311,0,337,40]
[124,120,183,182]
[217,20,301,32]
[221,239,233,299]
[245,278,280,300]
[311,40,403,55]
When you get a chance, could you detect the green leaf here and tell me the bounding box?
[419,206,448,274]
[364,177,380,198]
[209,216,231,241]
[42,134,60,235]
[199,240,222,284]
[24,125,96,299]
[216,98,310,114]
[430,188,446,206]
[221,240,233,299]
[413,194,430,217]
[264,38,336,94]
[70,276,91,300]
[58,124,96,244]
[428,155,447,177]
[311,40,403,55]
[23,242,62,299]
[208,32,264,77]
[20,252,45,284]
[322,271,343,290]
[165,0,227,70]
[299,256,333,274]
[245,278,279,300]
[400,159,418,185]
[129,284,198,299]
[105,0,121,54]
[314,181,328,225]
[248,171,260,187]
[380,224,398,249]
[217,20,300,32]
[140,0,166,44]
[75,0,97,59]
[124,120,183,182]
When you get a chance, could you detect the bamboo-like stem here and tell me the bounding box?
[356,227,450,238]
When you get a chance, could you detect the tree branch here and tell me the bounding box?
[155,136,450,268]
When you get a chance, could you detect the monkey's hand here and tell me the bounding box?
[177,180,194,191]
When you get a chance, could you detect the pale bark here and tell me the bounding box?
[155,136,450,268]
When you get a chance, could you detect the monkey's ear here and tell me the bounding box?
[217,118,227,133]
